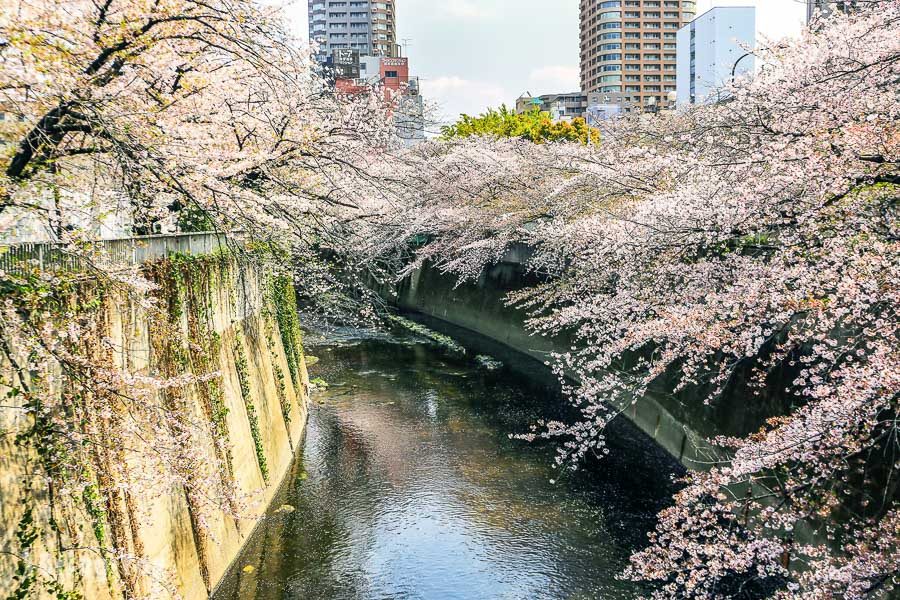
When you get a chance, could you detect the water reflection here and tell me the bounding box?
[213,325,681,600]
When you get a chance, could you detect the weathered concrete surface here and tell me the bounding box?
[0,261,309,599]
[392,251,770,471]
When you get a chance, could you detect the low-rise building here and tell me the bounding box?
[515,92,589,122]
[676,6,755,106]
[1,100,137,242]
[333,54,425,146]
[585,91,626,123]
[395,79,425,147]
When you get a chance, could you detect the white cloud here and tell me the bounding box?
[270,1,309,39]
[425,76,507,123]
[437,0,498,20]
[527,65,581,94]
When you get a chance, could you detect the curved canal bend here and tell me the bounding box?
[213,321,682,599]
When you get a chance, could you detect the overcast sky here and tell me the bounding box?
[283,0,808,125]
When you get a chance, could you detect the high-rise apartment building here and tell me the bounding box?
[676,7,755,106]
[308,1,398,63]
[580,0,697,113]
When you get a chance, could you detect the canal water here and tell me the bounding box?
[213,320,681,600]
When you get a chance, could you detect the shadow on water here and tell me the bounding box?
[213,318,683,600]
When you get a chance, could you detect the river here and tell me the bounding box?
[213,320,681,599]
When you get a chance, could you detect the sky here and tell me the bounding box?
[283,0,808,125]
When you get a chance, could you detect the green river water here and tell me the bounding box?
[213,321,681,599]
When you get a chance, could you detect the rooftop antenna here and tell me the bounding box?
[401,37,413,57]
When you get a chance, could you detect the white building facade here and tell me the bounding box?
[676,6,755,106]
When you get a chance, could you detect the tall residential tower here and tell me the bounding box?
[308,1,398,63]
[580,0,696,113]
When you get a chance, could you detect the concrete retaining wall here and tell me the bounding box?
[0,258,309,599]
[393,254,758,470]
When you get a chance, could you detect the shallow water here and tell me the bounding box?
[213,323,680,600]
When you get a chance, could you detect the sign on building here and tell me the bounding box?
[381,57,408,68]
[332,49,361,79]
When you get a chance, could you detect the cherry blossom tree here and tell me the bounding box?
[1,0,410,239]
[3,0,898,597]
[0,1,413,595]
[383,2,900,597]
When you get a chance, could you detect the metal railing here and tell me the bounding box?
[0,231,242,276]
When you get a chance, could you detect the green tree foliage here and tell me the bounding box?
[441,105,600,145]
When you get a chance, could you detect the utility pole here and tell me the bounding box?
[400,38,413,58]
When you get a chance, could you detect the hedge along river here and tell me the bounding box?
[213,317,683,600]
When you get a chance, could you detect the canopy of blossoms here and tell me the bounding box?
[0,1,412,595]
[2,0,898,597]
[375,2,900,597]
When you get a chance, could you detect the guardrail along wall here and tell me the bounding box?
[0,232,241,274]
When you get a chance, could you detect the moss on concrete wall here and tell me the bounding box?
[0,253,310,599]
